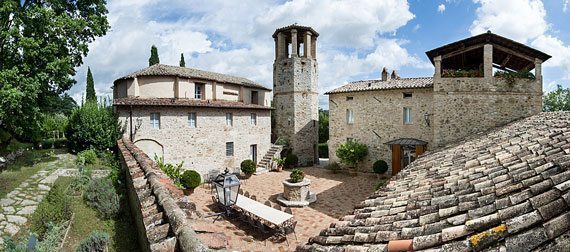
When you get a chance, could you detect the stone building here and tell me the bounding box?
[113,64,273,176]
[272,24,319,166]
[327,32,551,175]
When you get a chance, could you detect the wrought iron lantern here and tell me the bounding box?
[213,168,241,210]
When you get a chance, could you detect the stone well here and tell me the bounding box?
[276,179,317,207]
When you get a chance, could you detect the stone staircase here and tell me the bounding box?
[254,144,283,175]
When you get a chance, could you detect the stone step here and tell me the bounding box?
[254,168,268,175]
[150,237,177,252]
[147,223,170,243]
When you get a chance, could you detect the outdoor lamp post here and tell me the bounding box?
[210,168,240,219]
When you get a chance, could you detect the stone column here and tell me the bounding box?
[534,58,543,81]
[434,56,442,79]
[304,31,312,58]
[483,44,493,78]
[311,36,317,59]
[274,37,278,59]
[277,32,286,59]
[291,29,298,57]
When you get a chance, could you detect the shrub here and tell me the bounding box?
[335,140,368,168]
[373,160,389,174]
[76,230,110,252]
[84,178,120,219]
[37,223,65,252]
[181,170,201,189]
[38,138,67,149]
[284,153,298,168]
[155,155,183,187]
[318,143,329,158]
[69,167,92,195]
[241,159,256,175]
[30,183,72,238]
[66,101,122,153]
[289,168,305,183]
[77,149,97,165]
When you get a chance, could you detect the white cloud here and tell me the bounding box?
[70,0,425,109]
[470,0,547,43]
[531,35,570,79]
[564,0,569,12]
[438,4,446,13]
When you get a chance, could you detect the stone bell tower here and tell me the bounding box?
[272,24,319,166]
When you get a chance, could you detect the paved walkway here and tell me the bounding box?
[191,167,382,251]
[0,153,76,245]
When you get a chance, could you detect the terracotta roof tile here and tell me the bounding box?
[325,77,433,94]
[298,112,570,251]
[114,64,271,91]
[113,97,272,110]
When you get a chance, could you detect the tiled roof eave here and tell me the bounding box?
[325,85,433,95]
[113,98,273,110]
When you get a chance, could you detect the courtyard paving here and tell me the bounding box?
[0,152,76,246]
[190,166,382,251]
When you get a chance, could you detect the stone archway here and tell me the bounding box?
[134,139,164,160]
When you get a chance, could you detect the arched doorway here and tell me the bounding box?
[134,139,164,160]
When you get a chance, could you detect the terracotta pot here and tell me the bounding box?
[182,188,194,196]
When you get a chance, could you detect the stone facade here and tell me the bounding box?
[327,33,550,175]
[329,88,433,174]
[113,64,272,177]
[273,25,319,166]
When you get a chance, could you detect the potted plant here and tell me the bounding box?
[180,170,201,195]
[273,157,286,172]
[373,160,389,179]
[240,159,256,178]
[335,140,368,176]
[289,168,305,183]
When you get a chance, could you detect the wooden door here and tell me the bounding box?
[391,144,401,176]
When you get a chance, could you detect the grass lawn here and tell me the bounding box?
[0,149,61,198]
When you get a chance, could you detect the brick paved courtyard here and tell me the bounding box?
[189,166,382,251]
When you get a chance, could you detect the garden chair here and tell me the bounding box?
[254,219,270,246]
[239,188,244,195]
[244,191,250,198]
[282,220,298,246]
[264,200,272,207]
[284,207,293,215]
[251,195,257,201]
[273,204,282,211]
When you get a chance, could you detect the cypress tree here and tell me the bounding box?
[149,45,160,66]
[179,53,186,67]
[85,67,96,103]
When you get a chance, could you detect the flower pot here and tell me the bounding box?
[276,165,283,172]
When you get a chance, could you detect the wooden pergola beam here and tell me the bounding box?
[441,44,484,60]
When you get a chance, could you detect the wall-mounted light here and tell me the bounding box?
[424,113,432,127]
[135,118,143,130]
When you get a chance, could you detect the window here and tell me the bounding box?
[226,142,234,156]
[403,93,413,99]
[403,107,412,124]
[346,96,354,101]
[226,113,233,126]
[346,109,354,124]
[251,91,259,104]
[150,113,160,129]
[250,113,257,125]
[188,112,196,128]
[195,84,203,99]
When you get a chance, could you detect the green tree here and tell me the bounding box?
[179,53,186,67]
[43,93,78,116]
[66,100,122,152]
[85,67,96,103]
[149,45,160,66]
[318,109,329,143]
[0,0,109,140]
[543,85,570,112]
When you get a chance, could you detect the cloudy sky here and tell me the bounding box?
[70,0,570,109]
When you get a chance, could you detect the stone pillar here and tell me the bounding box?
[483,44,493,78]
[212,81,217,100]
[434,56,442,79]
[291,29,298,57]
[534,58,543,81]
[277,32,286,59]
[274,37,278,59]
[304,31,312,58]
[311,36,317,59]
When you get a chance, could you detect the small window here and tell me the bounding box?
[226,142,234,156]
[251,91,259,105]
[346,109,354,124]
[346,96,354,101]
[226,113,233,126]
[403,107,412,124]
[188,112,196,128]
[250,113,257,125]
[403,93,413,99]
[195,85,202,99]
[150,113,160,129]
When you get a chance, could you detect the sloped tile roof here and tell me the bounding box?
[114,64,271,91]
[113,97,272,110]
[298,112,570,252]
[325,77,433,94]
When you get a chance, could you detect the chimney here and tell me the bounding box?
[381,67,388,81]
[391,70,399,79]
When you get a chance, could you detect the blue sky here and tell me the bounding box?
[70,0,570,109]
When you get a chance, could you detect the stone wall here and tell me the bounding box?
[328,88,433,174]
[432,76,542,148]
[117,106,271,176]
[118,137,209,252]
[273,56,319,166]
